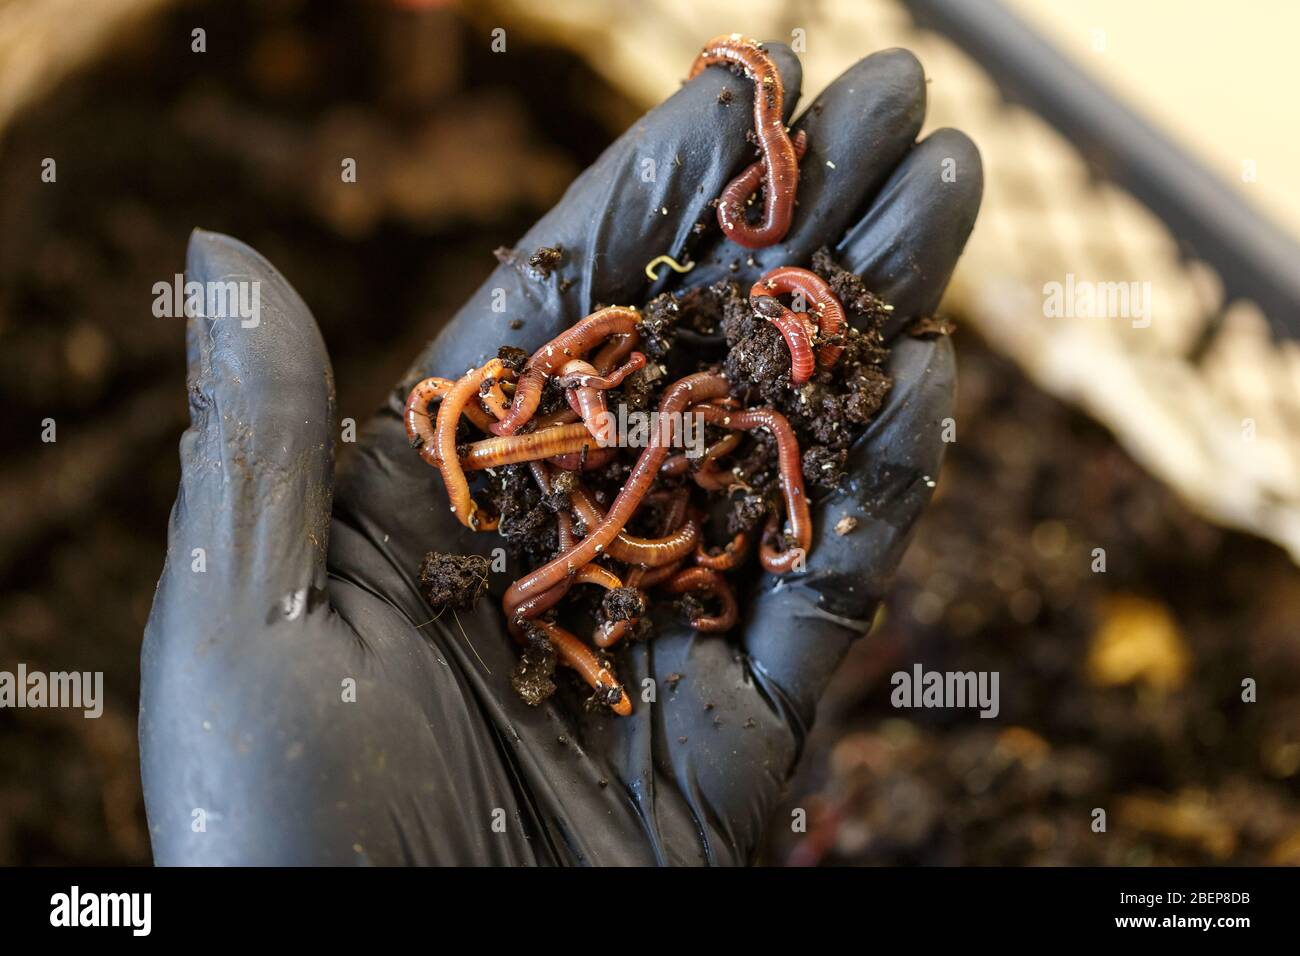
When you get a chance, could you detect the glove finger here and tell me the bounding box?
[738,128,981,719]
[146,229,336,651]
[412,42,803,383]
[688,47,927,287]
[741,335,954,725]
[838,127,984,339]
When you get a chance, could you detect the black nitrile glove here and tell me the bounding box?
[140,45,981,865]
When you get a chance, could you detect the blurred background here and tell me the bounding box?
[1,0,1298,865]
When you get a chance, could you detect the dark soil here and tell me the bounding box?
[511,628,558,708]
[766,334,1300,867]
[419,553,490,611]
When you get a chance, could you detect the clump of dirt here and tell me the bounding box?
[511,627,558,707]
[497,345,529,372]
[419,553,490,610]
[603,586,646,622]
[527,245,563,278]
[489,464,559,564]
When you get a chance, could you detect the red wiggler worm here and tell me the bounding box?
[503,372,731,608]
[663,566,739,632]
[692,404,810,573]
[491,307,641,435]
[690,34,803,248]
[751,266,847,370]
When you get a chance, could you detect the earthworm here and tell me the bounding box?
[751,266,847,369]
[556,511,575,552]
[662,432,743,485]
[570,563,641,649]
[751,294,816,385]
[663,566,739,633]
[520,563,627,625]
[720,130,808,246]
[599,489,691,648]
[696,531,749,571]
[625,489,690,587]
[460,423,595,471]
[504,561,625,638]
[591,330,640,374]
[531,620,632,717]
[422,359,514,529]
[558,350,646,442]
[634,559,686,589]
[569,485,699,567]
[560,363,614,443]
[548,448,617,471]
[690,34,803,248]
[528,459,576,553]
[692,404,810,573]
[659,454,690,478]
[491,307,641,435]
[479,375,514,420]
[533,407,580,429]
[555,353,647,390]
[503,372,730,607]
[692,432,743,490]
[404,376,495,439]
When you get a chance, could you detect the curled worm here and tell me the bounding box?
[569,486,700,567]
[692,404,810,573]
[408,360,515,529]
[750,294,816,386]
[503,372,730,608]
[751,266,847,370]
[663,566,739,633]
[690,34,803,248]
[531,620,632,717]
[492,307,641,435]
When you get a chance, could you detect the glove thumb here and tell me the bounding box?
[148,229,336,649]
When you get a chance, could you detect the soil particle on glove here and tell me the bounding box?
[493,244,564,282]
[834,514,859,536]
[527,245,563,278]
[419,552,490,610]
[511,626,558,707]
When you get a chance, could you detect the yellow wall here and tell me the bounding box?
[1007,0,1300,232]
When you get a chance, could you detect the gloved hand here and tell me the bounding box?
[140,44,981,865]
